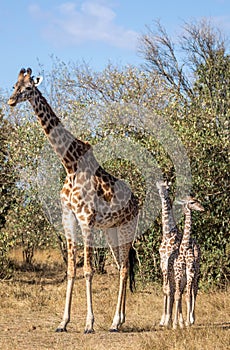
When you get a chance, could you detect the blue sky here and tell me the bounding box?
[1,0,230,91]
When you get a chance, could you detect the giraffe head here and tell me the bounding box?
[178,196,205,212]
[8,68,43,107]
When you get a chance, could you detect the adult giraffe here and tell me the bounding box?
[8,68,139,333]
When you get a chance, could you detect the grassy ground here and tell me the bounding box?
[0,249,229,350]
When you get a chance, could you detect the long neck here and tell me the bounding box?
[181,207,192,251]
[160,193,177,237]
[29,89,90,174]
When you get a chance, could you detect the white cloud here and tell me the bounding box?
[28,1,138,50]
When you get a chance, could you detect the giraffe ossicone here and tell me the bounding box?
[8,67,139,333]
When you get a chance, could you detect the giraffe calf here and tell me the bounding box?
[173,196,204,329]
[157,181,204,330]
[156,181,182,328]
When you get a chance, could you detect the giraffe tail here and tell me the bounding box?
[129,246,137,293]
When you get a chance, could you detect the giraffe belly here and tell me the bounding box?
[93,207,136,229]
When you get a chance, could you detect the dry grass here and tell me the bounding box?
[0,249,229,350]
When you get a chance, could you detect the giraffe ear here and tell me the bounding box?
[34,76,43,86]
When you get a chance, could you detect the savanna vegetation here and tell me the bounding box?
[0,250,229,350]
[0,18,229,294]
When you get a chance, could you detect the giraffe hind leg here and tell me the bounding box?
[190,270,199,325]
[56,205,77,332]
[109,259,129,332]
[82,228,95,334]
[106,226,133,331]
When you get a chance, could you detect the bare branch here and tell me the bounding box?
[138,20,194,99]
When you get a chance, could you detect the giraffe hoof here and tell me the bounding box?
[109,328,119,333]
[84,329,95,334]
[55,327,67,333]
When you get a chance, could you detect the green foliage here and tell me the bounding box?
[0,111,57,270]
[0,112,18,276]
[138,19,229,288]
[4,196,55,265]
[0,112,17,229]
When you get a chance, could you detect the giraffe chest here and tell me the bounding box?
[61,174,138,228]
[159,238,180,275]
[159,235,179,258]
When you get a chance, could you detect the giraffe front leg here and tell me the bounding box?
[159,294,167,326]
[159,277,169,327]
[164,292,174,328]
[172,298,179,330]
[56,238,77,332]
[185,267,197,326]
[83,232,95,334]
[173,279,184,330]
[173,294,184,329]
[178,297,184,329]
[185,281,193,327]
[163,279,174,328]
[56,278,75,332]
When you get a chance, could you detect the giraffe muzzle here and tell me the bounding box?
[7,98,17,107]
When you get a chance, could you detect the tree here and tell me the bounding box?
[139,19,230,288]
[41,54,229,287]
[0,105,58,267]
[0,112,17,229]
[0,111,19,277]
[138,19,228,101]
[1,32,229,287]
